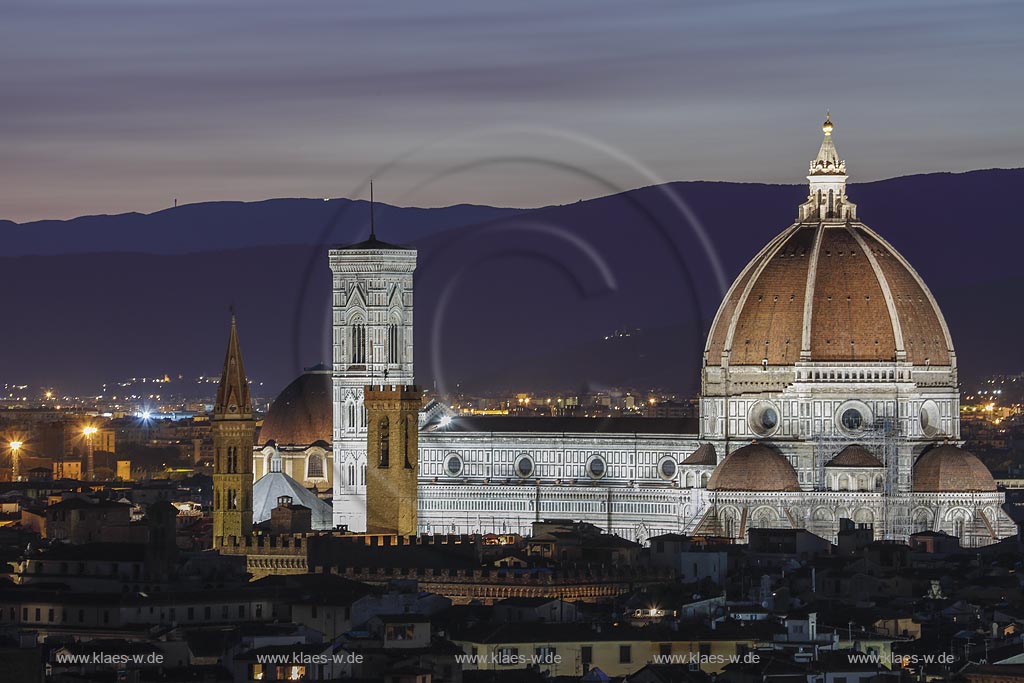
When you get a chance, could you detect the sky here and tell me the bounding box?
[1,0,1022,222]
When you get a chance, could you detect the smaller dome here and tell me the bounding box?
[913,445,996,493]
[707,443,801,492]
[259,368,332,446]
[826,445,884,468]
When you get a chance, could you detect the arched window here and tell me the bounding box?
[387,321,400,364]
[347,401,356,432]
[307,454,324,479]
[404,416,414,469]
[952,517,966,539]
[378,417,390,468]
[349,318,367,365]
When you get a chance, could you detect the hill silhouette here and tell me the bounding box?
[2,168,1021,397]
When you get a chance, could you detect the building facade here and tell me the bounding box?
[248,117,1012,547]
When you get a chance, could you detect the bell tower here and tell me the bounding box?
[328,187,416,531]
[364,383,422,535]
[212,314,255,542]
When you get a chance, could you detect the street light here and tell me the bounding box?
[9,441,22,481]
[83,426,98,481]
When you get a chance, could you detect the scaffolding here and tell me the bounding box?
[813,417,911,541]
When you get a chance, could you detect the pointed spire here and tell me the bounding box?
[214,312,253,419]
[810,111,844,175]
[369,180,376,240]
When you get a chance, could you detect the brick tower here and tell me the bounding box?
[212,314,255,542]
[364,384,421,535]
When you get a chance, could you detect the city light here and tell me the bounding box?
[439,415,452,428]
[9,441,22,451]
[82,426,97,436]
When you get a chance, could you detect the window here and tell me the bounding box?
[307,454,324,479]
[446,453,463,476]
[659,643,672,657]
[387,323,400,364]
[841,408,863,431]
[496,647,519,665]
[619,645,632,663]
[516,454,534,478]
[659,457,677,480]
[582,646,593,666]
[347,401,357,431]
[587,455,606,479]
[349,320,367,365]
[535,646,557,662]
[404,416,414,469]
[378,417,390,468]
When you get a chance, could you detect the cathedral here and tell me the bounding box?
[218,116,1013,548]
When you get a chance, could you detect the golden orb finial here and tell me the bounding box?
[822,111,833,135]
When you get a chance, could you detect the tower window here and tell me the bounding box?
[347,401,357,431]
[378,417,390,468]
[404,416,414,469]
[387,323,400,364]
[350,321,367,365]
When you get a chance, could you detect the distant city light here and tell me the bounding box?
[439,415,452,428]
[82,426,97,435]
[9,441,22,451]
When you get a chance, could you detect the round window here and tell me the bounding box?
[659,458,677,480]
[748,401,781,436]
[515,454,534,478]
[920,400,942,438]
[587,456,606,479]
[445,454,463,476]
[841,408,864,431]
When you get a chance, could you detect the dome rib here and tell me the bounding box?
[847,225,906,357]
[799,223,826,358]
[718,224,802,366]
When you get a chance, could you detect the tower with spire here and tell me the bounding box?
[328,185,417,531]
[799,113,857,222]
[212,313,255,542]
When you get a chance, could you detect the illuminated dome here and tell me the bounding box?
[913,445,996,493]
[704,117,954,370]
[707,443,801,492]
[259,365,332,446]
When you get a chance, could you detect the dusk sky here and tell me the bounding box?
[2,0,1022,222]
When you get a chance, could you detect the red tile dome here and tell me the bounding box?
[913,445,996,493]
[707,443,801,492]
